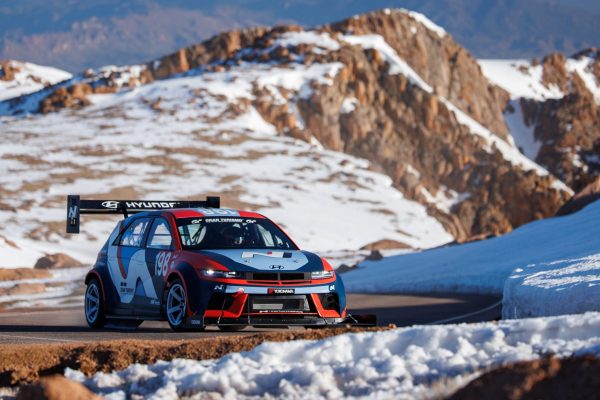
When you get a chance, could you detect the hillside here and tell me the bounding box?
[0,10,573,257]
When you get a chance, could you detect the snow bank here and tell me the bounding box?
[67,312,600,399]
[343,200,600,317]
[503,254,600,319]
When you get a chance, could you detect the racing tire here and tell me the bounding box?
[164,279,193,332]
[85,279,106,328]
[217,325,246,332]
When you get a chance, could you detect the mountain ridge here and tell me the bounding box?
[0,9,575,249]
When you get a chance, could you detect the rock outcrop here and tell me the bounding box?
[556,177,600,216]
[511,49,600,192]
[34,253,84,270]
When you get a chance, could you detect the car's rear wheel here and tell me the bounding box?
[85,279,106,328]
[165,279,190,331]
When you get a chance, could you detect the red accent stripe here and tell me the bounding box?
[238,211,266,219]
[171,209,204,218]
[117,245,127,279]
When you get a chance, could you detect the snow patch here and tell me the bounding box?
[504,99,540,159]
[420,186,469,214]
[340,97,358,113]
[480,57,600,105]
[478,60,563,101]
[272,31,340,52]
[567,56,600,104]
[342,34,433,92]
[400,9,447,38]
[0,61,72,102]
[67,312,600,399]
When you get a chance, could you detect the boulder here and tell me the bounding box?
[16,375,99,400]
[33,253,84,270]
[556,177,600,216]
[360,239,412,251]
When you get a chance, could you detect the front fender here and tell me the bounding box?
[167,262,220,317]
[334,273,347,313]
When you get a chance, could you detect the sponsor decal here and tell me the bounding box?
[205,217,244,223]
[268,288,295,295]
[242,251,293,259]
[68,205,78,220]
[190,319,203,325]
[155,251,173,276]
[329,284,335,291]
[102,200,120,209]
[197,208,238,216]
[269,265,284,270]
[101,201,180,209]
[120,287,134,295]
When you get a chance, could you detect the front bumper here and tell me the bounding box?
[192,278,347,325]
[204,316,346,327]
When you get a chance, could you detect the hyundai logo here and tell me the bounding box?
[269,265,284,270]
[101,200,120,209]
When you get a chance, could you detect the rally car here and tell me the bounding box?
[66,195,372,331]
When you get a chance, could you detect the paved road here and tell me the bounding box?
[0,293,501,344]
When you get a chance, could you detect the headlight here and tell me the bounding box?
[311,270,335,279]
[201,269,244,279]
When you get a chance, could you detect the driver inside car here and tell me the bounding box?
[220,225,245,246]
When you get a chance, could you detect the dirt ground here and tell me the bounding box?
[450,355,600,400]
[0,326,391,387]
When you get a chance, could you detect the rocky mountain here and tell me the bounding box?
[0,9,575,254]
[480,50,600,193]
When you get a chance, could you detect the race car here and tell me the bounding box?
[66,195,372,331]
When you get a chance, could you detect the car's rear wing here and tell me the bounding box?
[66,195,220,234]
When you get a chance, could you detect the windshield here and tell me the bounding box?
[176,217,298,250]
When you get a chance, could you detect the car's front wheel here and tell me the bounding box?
[165,279,191,331]
[85,279,106,328]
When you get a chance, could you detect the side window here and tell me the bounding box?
[147,218,173,250]
[257,224,274,247]
[256,224,290,249]
[119,218,151,247]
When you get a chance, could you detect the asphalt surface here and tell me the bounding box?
[0,293,501,344]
